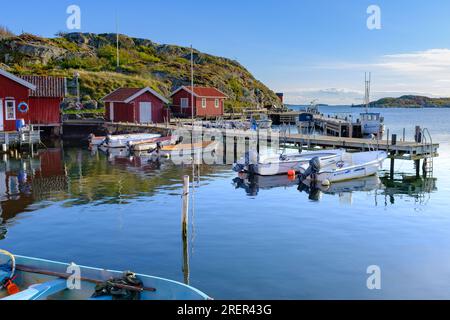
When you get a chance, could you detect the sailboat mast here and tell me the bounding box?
[191,45,194,124]
[116,13,120,68]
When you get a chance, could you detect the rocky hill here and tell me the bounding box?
[354,95,450,108]
[0,32,281,111]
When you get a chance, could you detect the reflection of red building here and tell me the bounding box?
[0,68,65,131]
[0,148,66,223]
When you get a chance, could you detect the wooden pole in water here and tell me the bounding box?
[182,175,190,232]
[181,175,190,285]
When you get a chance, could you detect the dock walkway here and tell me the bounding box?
[97,121,438,161]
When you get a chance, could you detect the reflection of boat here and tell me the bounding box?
[0,252,210,300]
[232,173,297,196]
[298,175,382,201]
[300,151,387,184]
[233,149,344,176]
[104,133,161,148]
[300,175,382,194]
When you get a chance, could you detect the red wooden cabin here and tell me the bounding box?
[103,87,170,124]
[170,86,228,118]
[0,68,65,131]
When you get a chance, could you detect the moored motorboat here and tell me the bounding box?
[0,251,210,300]
[88,134,106,148]
[299,151,387,184]
[151,141,219,157]
[104,133,161,148]
[233,149,345,176]
[128,136,175,152]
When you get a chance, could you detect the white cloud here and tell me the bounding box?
[281,49,450,104]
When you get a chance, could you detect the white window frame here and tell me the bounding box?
[215,99,219,108]
[5,100,16,121]
[201,98,207,109]
[180,98,189,109]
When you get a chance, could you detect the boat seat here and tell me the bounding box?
[1,279,67,300]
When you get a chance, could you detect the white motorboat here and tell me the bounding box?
[104,133,161,148]
[150,140,219,158]
[88,134,106,148]
[232,149,345,176]
[128,136,175,152]
[299,151,387,184]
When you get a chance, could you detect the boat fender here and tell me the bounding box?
[287,170,296,179]
[321,179,331,187]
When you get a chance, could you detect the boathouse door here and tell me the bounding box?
[139,102,152,123]
[0,99,3,131]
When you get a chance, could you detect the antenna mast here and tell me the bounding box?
[365,72,371,113]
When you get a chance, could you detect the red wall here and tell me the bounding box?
[171,90,195,117]
[105,91,169,123]
[0,74,61,131]
[195,96,224,117]
[171,89,224,117]
[0,74,30,131]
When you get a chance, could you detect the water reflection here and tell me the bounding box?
[233,172,437,205]
[380,174,437,205]
[0,149,67,222]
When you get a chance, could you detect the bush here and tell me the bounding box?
[0,25,14,39]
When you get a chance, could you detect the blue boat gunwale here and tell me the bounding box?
[3,255,211,300]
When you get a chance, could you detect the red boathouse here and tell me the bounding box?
[0,68,65,132]
[170,86,228,118]
[103,87,170,124]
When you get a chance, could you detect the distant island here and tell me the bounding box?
[353,95,450,108]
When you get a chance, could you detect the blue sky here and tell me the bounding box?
[2,0,450,104]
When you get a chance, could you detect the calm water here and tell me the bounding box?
[1,107,450,299]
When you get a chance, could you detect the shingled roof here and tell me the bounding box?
[19,75,66,98]
[170,86,228,98]
[102,87,169,104]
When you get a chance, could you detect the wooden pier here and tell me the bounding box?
[0,129,41,150]
[63,118,439,178]
[98,121,438,159]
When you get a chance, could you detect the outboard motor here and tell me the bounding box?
[156,141,162,154]
[300,156,321,181]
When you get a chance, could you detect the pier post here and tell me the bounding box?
[415,126,422,143]
[422,158,428,178]
[390,158,395,180]
[391,134,397,146]
[182,175,189,238]
[415,160,420,177]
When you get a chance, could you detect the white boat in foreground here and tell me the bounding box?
[105,133,161,148]
[232,149,345,176]
[299,151,387,184]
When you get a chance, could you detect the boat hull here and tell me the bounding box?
[233,150,344,176]
[304,151,387,183]
[105,134,161,148]
[0,255,210,300]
